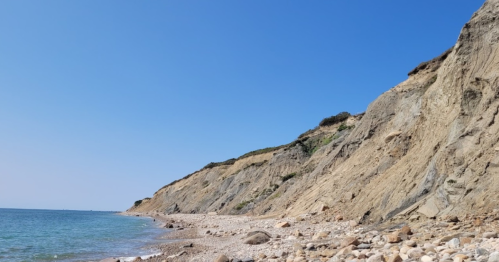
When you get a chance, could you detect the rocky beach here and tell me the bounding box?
[108,210,499,262]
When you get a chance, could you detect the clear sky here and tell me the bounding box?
[0,1,484,211]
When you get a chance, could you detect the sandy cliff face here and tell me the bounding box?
[130,0,499,223]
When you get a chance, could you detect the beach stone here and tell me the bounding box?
[336,215,344,221]
[100,259,119,262]
[387,254,402,262]
[405,240,417,247]
[215,255,230,262]
[489,252,499,262]
[476,248,490,257]
[357,244,371,249]
[367,253,385,262]
[400,246,410,255]
[313,231,330,240]
[337,245,356,256]
[447,216,459,223]
[275,222,291,228]
[474,218,483,226]
[242,258,255,262]
[483,232,498,239]
[133,257,142,261]
[400,225,412,235]
[441,234,462,242]
[342,237,360,247]
[293,243,304,251]
[448,238,460,248]
[306,243,316,250]
[442,249,457,255]
[244,232,270,245]
[460,237,472,245]
[350,220,359,227]
[247,230,271,238]
[322,249,336,258]
[421,255,433,262]
[387,232,402,243]
[407,248,424,259]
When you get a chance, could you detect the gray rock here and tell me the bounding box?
[448,238,460,248]
[489,252,499,262]
[246,230,271,238]
[357,244,371,249]
[241,259,254,262]
[243,232,270,245]
[477,248,490,257]
[329,256,342,262]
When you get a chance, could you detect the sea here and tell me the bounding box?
[0,208,168,262]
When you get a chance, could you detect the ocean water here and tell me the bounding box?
[0,208,168,262]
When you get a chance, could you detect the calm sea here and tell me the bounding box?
[0,208,168,262]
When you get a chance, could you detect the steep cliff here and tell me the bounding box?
[130,0,499,223]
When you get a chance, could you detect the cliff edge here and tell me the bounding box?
[130,0,499,224]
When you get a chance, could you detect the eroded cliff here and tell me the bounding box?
[130,0,499,223]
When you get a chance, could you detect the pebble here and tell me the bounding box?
[448,238,460,248]
[421,255,433,262]
[483,232,498,239]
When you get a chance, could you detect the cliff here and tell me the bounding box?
[130,0,499,223]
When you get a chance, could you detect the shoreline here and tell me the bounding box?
[103,211,499,262]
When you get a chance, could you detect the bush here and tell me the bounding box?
[235,200,251,210]
[281,172,297,182]
[338,123,354,131]
[319,112,351,127]
[203,158,237,169]
[134,200,143,207]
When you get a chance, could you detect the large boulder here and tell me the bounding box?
[244,231,271,245]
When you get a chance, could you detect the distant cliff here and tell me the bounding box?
[130,0,499,223]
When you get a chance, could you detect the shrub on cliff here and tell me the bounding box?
[319,112,351,127]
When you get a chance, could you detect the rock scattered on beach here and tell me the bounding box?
[244,231,271,245]
[214,254,229,262]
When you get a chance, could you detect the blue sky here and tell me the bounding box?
[0,1,484,211]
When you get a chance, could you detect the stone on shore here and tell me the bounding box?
[275,221,291,228]
[400,225,412,235]
[99,258,119,262]
[488,252,499,262]
[387,254,402,262]
[483,232,498,239]
[387,232,402,243]
[215,254,230,262]
[341,236,360,247]
[244,232,271,245]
